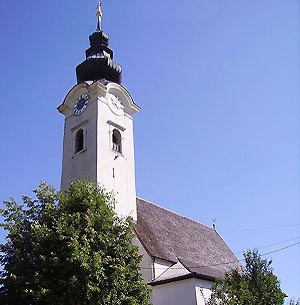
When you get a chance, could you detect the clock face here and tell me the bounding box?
[108,94,124,116]
[74,93,89,116]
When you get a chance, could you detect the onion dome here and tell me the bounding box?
[76,2,122,84]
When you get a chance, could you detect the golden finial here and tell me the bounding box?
[96,1,103,31]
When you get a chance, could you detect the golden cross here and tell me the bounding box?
[96,1,103,31]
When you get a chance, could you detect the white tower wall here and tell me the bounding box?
[58,81,140,220]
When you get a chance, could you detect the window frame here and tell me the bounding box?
[107,120,125,157]
[112,129,122,154]
[71,121,87,156]
[74,128,84,153]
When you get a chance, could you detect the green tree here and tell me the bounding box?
[207,250,285,305]
[0,180,150,305]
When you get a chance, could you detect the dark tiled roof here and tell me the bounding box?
[135,198,241,281]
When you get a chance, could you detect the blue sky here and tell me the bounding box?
[0,0,299,300]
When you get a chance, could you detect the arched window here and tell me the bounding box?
[75,129,84,153]
[112,129,122,153]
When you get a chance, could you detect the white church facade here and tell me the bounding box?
[57,3,240,304]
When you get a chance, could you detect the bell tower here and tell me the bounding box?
[57,3,140,220]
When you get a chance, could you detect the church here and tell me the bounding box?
[57,3,240,304]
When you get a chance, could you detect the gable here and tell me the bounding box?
[135,198,241,281]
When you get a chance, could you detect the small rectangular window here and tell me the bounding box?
[112,129,122,153]
[75,129,84,153]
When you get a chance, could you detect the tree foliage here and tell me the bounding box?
[0,180,150,305]
[206,250,285,305]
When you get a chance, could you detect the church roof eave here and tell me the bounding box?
[149,272,216,287]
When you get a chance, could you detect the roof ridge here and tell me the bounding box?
[136,196,214,232]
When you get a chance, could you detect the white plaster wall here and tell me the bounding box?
[152,278,197,305]
[132,236,153,284]
[96,94,137,220]
[153,259,173,279]
[195,278,213,305]
[60,87,98,190]
[59,81,139,220]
